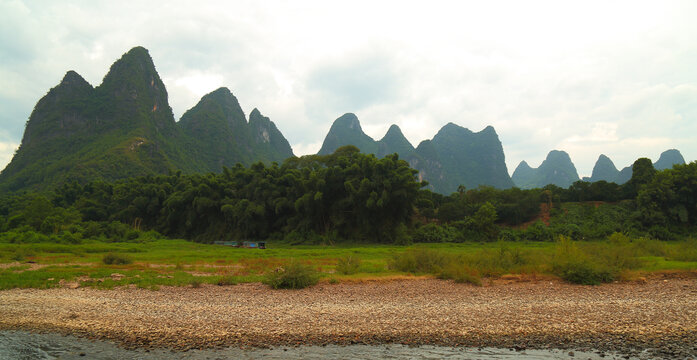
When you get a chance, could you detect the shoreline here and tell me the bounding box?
[1,278,696,358]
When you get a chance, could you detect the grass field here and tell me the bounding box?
[1,236,696,290]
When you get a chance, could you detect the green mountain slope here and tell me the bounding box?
[178,88,293,172]
[0,47,200,191]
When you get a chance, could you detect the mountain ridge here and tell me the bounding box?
[0,47,294,192]
[317,114,514,193]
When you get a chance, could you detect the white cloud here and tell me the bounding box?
[292,141,323,157]
[0,140,19,171]
[0,0,696,179]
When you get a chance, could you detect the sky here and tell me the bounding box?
[1,0,696,177]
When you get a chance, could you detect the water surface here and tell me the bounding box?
[0,330,632,359]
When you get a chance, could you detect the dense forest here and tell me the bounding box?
[0,146,696,245]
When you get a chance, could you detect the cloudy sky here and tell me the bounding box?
[1,0,696,177]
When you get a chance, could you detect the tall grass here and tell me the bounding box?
[336,255,361,275]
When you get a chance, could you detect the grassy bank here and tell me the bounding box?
[1,235,696,290]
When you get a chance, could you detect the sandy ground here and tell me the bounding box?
[1,277,696,358]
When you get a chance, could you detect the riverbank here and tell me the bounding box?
[1,277,696,359]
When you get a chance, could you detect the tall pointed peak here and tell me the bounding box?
[199,87,239,107]
[100,46,165,93]
[590,154,619,182]
[332,113,362,131]
[248,107,270,126]
[180,86,246,129]
[386,124,402,133]
[60,70,91,88]
[517,160,531,169]
[381,124,406,140]
[481,125,497,135]
[250,108,262,118]
[318,113,377,155]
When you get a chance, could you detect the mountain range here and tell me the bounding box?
[513,149,686,189]
[318,113,514,194]
[0,46,689,194]
[0,47,292,192]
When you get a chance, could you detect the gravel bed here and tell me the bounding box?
[1,278,696,359]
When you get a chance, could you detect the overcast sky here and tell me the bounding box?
[1,0,696,177]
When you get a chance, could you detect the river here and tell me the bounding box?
[0,330,640,359]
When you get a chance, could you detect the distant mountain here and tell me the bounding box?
[416,123,513,192]
[588,149,686,185]
[318,113,378,156]
[512,150,579,189]
[377,124,416,159]
[317,115,514,194]
[0,47,294,192]
[179,88,293,172]
[653,149,685,170]
[589,154,620,183]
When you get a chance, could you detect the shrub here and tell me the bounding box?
[438,263,482,286]
[190,278,202,288]
[556,261,615,285]
[102,253,133,265]
[552,236,615,285]
[413,223,457,243]
[217,275,238,286]
[336,255,361,275]
[264,261,319,289]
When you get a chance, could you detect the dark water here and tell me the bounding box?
[0,330,634,359]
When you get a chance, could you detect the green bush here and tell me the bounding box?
[102,253,133,265]
[264,261,319,289]
[556,261,615,285]
[336,255,361,275]
[552,236,615,285]
[413,223,457,243]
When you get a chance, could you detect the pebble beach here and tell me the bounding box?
[1,277,696,359]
